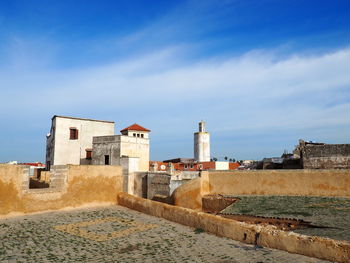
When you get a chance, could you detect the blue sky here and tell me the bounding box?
[1,0,350,162]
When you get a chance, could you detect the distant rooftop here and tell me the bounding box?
[163,158,195,163]
[120,123,150,133]
[52,115,115,124]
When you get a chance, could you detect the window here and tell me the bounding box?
[141,134,144,138]
[190,164,194,169]
[104,155,110,165]
[69,128,78,140]
[133,133,136,137]
[86,149,92,160]
[137,134,140,137]
[184,164,188,169]
[198,164,203,170]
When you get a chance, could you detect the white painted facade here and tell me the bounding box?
[46,116,115,167]
[194,121,211,162]
[214,161,229,170]
[121,130,149,139]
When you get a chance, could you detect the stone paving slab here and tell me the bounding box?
[0,205,331,263]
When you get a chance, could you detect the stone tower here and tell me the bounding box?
[194,121,210,162]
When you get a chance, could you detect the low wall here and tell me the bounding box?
[173,170,350,209]
[118,193,350,263]
[0,164,123,217]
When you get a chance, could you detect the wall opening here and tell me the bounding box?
[105,155,110,165]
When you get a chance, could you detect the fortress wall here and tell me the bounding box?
[0,164,124,217]
[118,192,350,263]
[173,170,350,209]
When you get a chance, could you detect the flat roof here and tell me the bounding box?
[52,115,115,124]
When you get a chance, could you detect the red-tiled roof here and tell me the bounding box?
[120,123,150,132]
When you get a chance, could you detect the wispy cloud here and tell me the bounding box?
[1,44,350,160]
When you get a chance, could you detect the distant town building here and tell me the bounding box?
[194,121,210,162]
[45,115,115,168]
[294,139,350,169]
[149,159,239,174]
[150,121,238,173]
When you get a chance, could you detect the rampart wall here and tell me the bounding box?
[173,170,350,210]
[0,164,123,217]
[117,192,350,263]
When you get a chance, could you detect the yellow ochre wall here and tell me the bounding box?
[0,164,123,217]
[118,192,350,263]
[172,170,350,210]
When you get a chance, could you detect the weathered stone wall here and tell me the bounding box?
[0,164,123,217]
[146,173,171,200]
[118,193,350,263]
[302,144,350,169]
[173,170,350,210]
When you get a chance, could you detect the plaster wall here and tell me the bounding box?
[0,164,123,217]
[47,117,114,166]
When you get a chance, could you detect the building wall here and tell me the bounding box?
[215,161,229,170]
[124,130,149,139]
[46,116,115,166]
[92,135,149,172]
[302,144,350,169]
[0,164,123,217]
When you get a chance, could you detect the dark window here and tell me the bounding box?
[86,150,92,160]
[104,155,110,165]
[141,134,144,138]
[137,134,140,137]
[70,128,78,140]
[133,133,136,137]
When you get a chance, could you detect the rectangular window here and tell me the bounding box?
[69,128,78,140]
[137,134,140,137]
[86,149,92,160]
[141,134,144,138]
[133,133,136,137]
[104,155,110,165]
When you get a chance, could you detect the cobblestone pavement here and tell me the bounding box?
[0,205,331,263]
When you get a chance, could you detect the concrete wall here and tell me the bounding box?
[46,116,115,166]
[0,164,123,217]
[118,193,350,263]
[173,170,350,210]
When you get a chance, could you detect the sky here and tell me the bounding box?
[1,0,350,162]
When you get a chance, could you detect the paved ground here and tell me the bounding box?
[222,196,350,242]
[0,205,331,263]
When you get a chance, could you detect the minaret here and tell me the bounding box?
[194,121,210,162]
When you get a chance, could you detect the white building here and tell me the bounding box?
[45,115,115,168]
[194,121,210,162]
